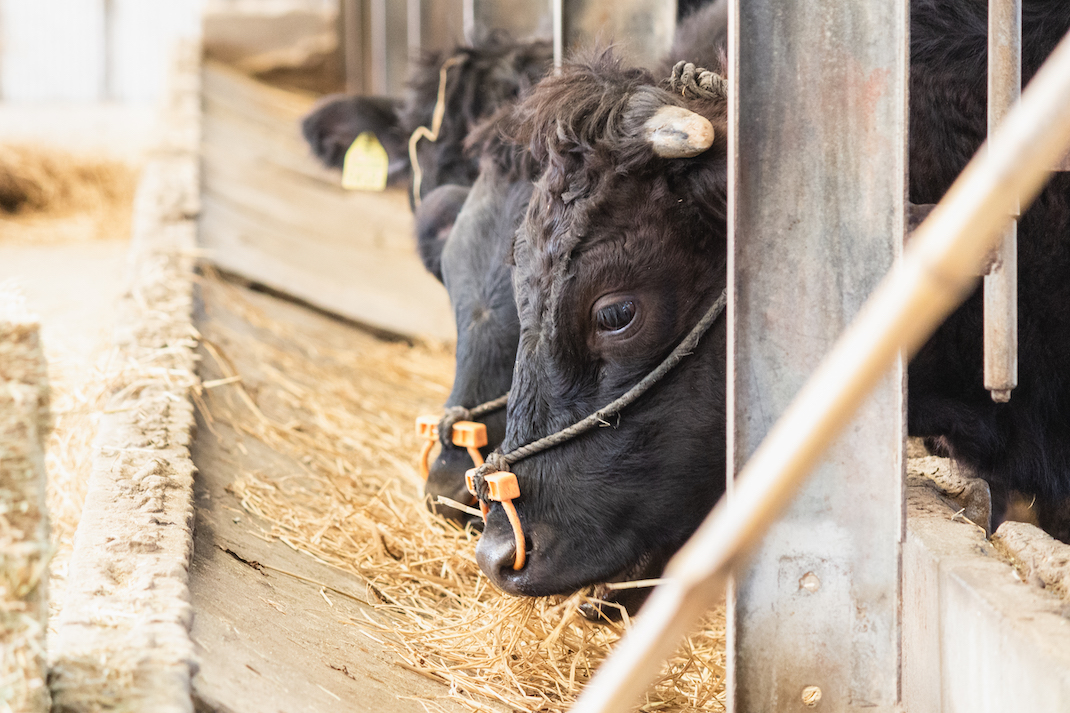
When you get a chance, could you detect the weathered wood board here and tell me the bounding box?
[198,61,456,342]
[188,278,491,713]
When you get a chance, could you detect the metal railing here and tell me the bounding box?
[571,22,1070,713]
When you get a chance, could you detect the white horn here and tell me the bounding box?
[644,105,714,158]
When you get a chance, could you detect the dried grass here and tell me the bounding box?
[0,144,137,243]
[44,348,121,617]
[198,272,726,712]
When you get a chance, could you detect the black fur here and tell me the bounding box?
[421,7,731,524]
[907,0,1070,538]
[479,51,731,597]
[475,0,1070,601]
[300,94,410,184]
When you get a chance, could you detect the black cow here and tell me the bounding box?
[471,0,1070,603]
[300,37,552,519]
[418,1,730,522]
[420,117,540,513]
[301,36,552,210]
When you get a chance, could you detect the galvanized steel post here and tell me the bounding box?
[728,1,907,711]
[984,0,1021,402]
[559,0,675,70]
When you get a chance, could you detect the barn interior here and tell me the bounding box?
[2,2,1070,713]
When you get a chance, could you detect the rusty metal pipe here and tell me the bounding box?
[984,0,1021,402]
[571,25,1070,713]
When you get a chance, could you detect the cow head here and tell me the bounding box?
[417,111,543,522]
[473,52,731,603]
[301,37,551,209]
[301,94,410,183]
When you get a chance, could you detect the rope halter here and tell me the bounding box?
[465,289,729,571]
[408,54,466,208]
[415,392,510,481]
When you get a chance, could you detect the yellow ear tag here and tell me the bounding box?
[341,131,389,191]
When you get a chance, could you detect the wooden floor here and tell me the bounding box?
[187,278,488,713]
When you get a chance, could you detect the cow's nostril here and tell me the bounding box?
[475,525,519,581]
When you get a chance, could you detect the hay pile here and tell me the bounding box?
[0,145,136,243]
[197,273,727,712]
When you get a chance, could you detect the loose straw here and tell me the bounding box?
[574,26,1070,713]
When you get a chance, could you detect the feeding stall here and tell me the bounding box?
[9,1,1070,712]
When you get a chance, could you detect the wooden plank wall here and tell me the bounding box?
[198,61,456,341]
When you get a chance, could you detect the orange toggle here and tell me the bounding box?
[453,421,487,467]
[468,470,525,570]
[485,471,520,501]
[416,416,439,480]
[415,416,488,480]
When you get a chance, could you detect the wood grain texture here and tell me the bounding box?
[199,61,456,342]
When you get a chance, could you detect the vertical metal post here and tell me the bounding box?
[728,0,907,710]
[552,0,563,71]
[463,0,475,43]
[407,0,422,59]
[368,0,388,94]
[561,0,675,70]
[341,0,364,94]
[984,0,1021,402]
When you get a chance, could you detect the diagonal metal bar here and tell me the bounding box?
[571,26,1070,713]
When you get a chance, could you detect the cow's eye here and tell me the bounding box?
[595,300,636,333]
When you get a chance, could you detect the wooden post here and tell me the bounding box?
[0,294,52,713]
[984,0,1021,402]
[728,0,907,710]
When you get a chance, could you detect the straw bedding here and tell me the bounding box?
[0,145,136,243]
[196,272,727,712]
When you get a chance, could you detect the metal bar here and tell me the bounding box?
[570,20,1070,713]
[727,0,907,710]
[407,0,422,58]
[984,0,1021,402]
[552,0,563,71]
[341,0,364,94]
[462,0,475,43]
[369,0,388,95]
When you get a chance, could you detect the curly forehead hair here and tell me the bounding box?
[506,48,729,261]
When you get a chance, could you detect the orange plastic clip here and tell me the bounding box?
[484,471,525,570]
[415,417,488,481]
[464,468,490,518]
[452,421,488,466]
[415,415,439,481]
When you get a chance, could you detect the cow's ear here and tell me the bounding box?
[301,94,409,180]
[414,184,471,282]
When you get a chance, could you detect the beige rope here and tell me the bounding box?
[408,55,466,208]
